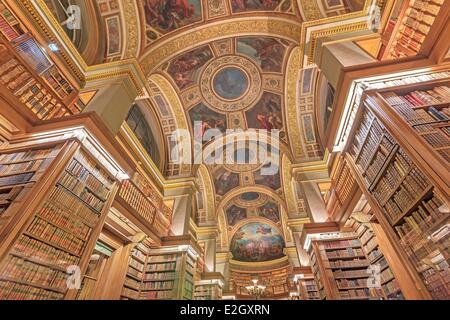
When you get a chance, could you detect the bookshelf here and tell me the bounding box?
[324,154,360,221]
[117,173,172,238]
[120,243,147,300]
[308,232,385,300]
[292,269,320,300]
[194,273,224,300]
[375,83,450,165]
[0,146,61,237]
[345,215,405,300]
[0,143,118,300]
[120,242,199,300]
[0,1,80,120]
[0,1,23,42]
[347,105,449,299]
[378,0,446,59]
[231,267,290,299]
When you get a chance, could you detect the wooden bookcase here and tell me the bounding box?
[345,213,405,300]
[292,268,320,300]
[345,101,449,299]
[121,242,147,300]
[308,232,384,300]
[0,1,81,121]
[194,273,224,300]
[378,0,448,59]
[120,238,200,300]
[0,128,127,300]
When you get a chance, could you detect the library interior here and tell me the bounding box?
[0,0,448,301]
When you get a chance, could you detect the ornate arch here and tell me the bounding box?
[139,17,302,74]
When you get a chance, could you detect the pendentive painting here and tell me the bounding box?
[226,205,247,226]
[167,46,213,90]
[143,0,202,33]
[231,0,282,13]
[189,103,227,139]
[212,168,240,196]
[254,168,281,190]
[237,37,286,72]
[256,200,280,223]
[246,92,283,131]
[230,222,285,262]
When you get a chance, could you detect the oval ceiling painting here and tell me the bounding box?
[230,222,285,262]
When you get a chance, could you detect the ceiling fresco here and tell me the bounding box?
[230,222,285,262]
[37,0,375,267]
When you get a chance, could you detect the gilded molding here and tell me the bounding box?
[122,0,140,59]
[149,74,189,131]
[285,46,305,159]
[139,17,302,74]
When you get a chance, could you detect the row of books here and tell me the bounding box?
[364,138,394,185]
[48,188,100,225]
[0,50,68,120]
[327,258,369,269]
[123,277,141,290]
[121,287,139,300]
[37,202,92,239]
[12,235,80,267]
[373,150,413,204]
[131,249,146,262]
[0,280,64,300]
[127,267,142,280]
[0,172,34,187]
[336,278,368,289]
[139,290,172,300]
[394,195,444,237]
[146,262,177,272]
[383,86,450,107]
[74,151,113,188]
[41,66,74,99]
[381,268,395,284]
[0,148,54,164]
[129,258,144,272]
[0,256,67,289]
[147,254,178,263]
[27,216,85,255]
[322,239,361,249]
[66,159,110,199]
[119,181,157,226]
[144,273,176,281]
[326,248,365,259]
[0,159,44,176]
[369,71,450,90]
[382,168,429,222]
[340,288,382,299]
[141,280,174,291]
[390,0,443,58]
[0,3,21,41]
[58,173,105,212]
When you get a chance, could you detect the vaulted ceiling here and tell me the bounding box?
[42,0,371,264]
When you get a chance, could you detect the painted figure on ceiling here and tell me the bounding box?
[168,47,213,89]
[144,0,200,32]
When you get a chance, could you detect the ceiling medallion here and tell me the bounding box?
[200,55,262,112]
[234,192,268,208]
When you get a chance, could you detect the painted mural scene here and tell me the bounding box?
[230,222,286,262]
[2,0,449,305]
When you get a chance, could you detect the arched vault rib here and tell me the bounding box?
[139,16,302,74]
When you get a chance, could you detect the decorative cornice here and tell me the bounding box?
[139,17,302,74]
